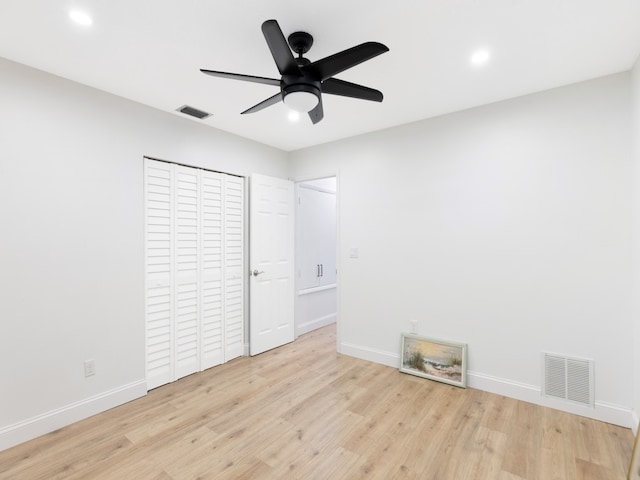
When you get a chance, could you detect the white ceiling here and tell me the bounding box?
[1,1,640,152]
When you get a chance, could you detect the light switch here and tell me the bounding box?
[349,248,359,258]
[409,320,418,334]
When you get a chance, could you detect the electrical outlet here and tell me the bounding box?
[409,319,418,334]
[84,359,96,377]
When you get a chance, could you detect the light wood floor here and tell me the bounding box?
[0,324,634,480]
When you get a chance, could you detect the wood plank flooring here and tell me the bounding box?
[0,324,634,479]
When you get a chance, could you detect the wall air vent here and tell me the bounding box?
[176,105,211,119]
[543,352,594,407]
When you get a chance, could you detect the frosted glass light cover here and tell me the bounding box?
[283,91,319,112]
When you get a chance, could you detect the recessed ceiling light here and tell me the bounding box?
[288,110,300,122]
[471,49,490,65]
[69,10,93,26]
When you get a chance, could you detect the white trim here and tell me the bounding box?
[297,284,337,296]
[340,342,399,368]
[339,342,634,428]
[297,176,337,195]
[467,371,633,428]
[298,183,337,195]
[297,313,336,337]
[632,410,639,436]
[335,170,341,355]
[0,380,146,452]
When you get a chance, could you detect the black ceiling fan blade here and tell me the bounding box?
[261,20,302,77]
[241,92,283,114]
[306,42,389,81]
[200,69,280,87]
[321,78,383,102]
[308,97,324,124]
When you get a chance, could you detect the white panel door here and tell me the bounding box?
[144,160,174,390]
[173,165,200,380]
[250,174,294,355]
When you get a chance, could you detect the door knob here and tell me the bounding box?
[252,269,264,277]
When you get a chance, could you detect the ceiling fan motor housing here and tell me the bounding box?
[284,30,318,111]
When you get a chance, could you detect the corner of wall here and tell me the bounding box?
[632,53,640,438]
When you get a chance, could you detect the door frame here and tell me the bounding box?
[293,173,340,352]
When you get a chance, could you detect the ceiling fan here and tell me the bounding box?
[201,19,389,124]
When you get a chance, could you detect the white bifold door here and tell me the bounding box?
[144,158,244,390]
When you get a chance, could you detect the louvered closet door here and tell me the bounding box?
[200,170,224,369]
[145,158,244,390]
[224,175,244,361]
[144,160,174,390]
[173,165,200,380]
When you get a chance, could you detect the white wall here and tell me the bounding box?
[1,53,635,452]
[290,72,634,426]
[632,56,640,435]
[0,57,288,450]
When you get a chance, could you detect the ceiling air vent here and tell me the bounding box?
[543,352,594,407]
[177,105,211,119]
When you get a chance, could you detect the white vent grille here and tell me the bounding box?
[543,353,594,407]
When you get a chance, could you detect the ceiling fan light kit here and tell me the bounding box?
[282,87,320,112]
[201,19,389,124]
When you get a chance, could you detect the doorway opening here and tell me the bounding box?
[294,177,337,343]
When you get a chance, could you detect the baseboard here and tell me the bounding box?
[296,314,336,337]
[467,371,633,428]
[632,410,639,436]
[339,342,634,429]
[0,380,147,452]
[340,342,399,368]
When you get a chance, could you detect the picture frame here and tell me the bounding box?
[400,333,467,388]
[629,431,640,480]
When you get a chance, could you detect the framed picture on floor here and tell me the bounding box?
[400,333,467,388]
